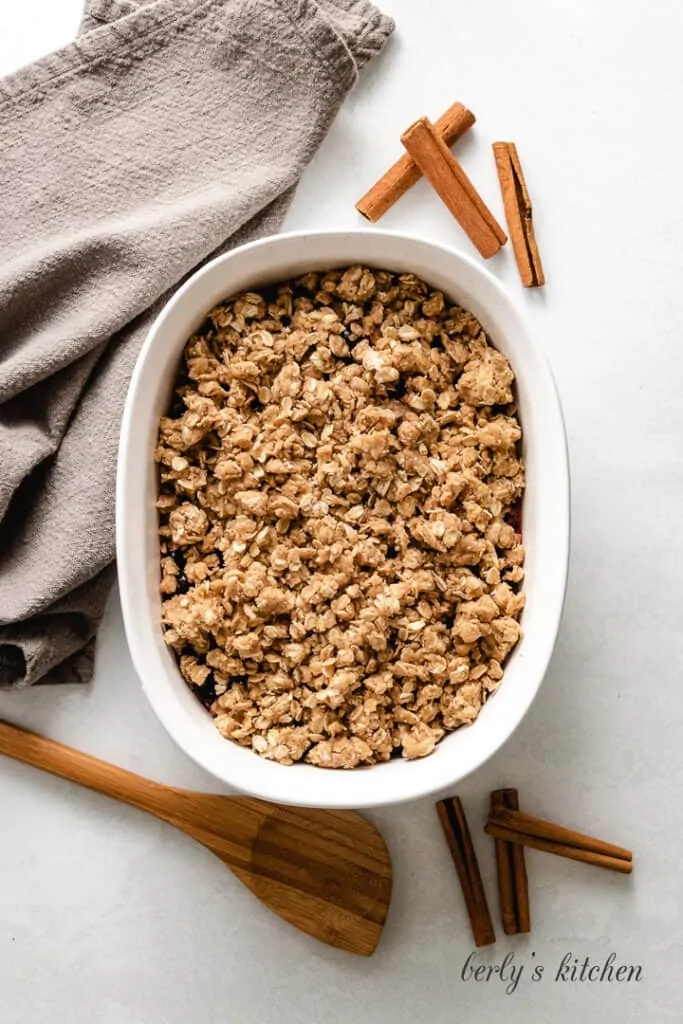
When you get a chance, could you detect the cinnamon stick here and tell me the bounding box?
[484,822,633,875]
[493,142,545,287]
[356,102,475,222]
[491,791,517,935]
[488,807,633,863]
[401,118,506,259]
[508,805,531,935]
[491,790,530,935]
[436,796,495,947]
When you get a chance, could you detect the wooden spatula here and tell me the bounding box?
[0,720,392,956]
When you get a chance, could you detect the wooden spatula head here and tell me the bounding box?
[170,794,392,956]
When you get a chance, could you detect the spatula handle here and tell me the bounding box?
[0,719,180,822]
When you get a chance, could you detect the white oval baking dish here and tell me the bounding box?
[116,230,569,809]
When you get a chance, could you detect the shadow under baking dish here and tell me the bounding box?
[116,229,570,809]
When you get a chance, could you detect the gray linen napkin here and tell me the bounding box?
[0,0,393,687]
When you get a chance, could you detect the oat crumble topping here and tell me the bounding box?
[156,266,525,768]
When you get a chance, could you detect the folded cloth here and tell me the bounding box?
[0,0,393,687]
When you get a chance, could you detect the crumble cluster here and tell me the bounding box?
[156,266,525,768]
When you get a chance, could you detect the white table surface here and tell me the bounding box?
[2,1,682,1021]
